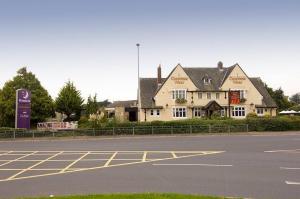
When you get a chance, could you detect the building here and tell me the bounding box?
[138,62,277,121]
[105,100,138,122]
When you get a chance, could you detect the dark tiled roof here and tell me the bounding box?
[183,66,233,91]
[107,100,137,108]
[140,78,165,108]
[139,65,277,109]
[250,78,277,108]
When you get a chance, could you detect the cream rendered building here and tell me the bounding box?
[138,62,277,122]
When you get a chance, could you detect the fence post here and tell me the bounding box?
[32,131,35,139]
[246,124,249,132]
[171,126,173,134]
[93,128,95,136]
[52,131,55,137]
[13,131,16,139]
[151,126,154,135]
[190,125,192,134]
[133,127,135,136]
[208,124,211,133]
[113,127,115,136]
[228,125,231,133]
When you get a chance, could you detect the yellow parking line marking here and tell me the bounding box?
[7,151,64,180]
[280,167,300,170]
[171,152,177,158]
[60,152,90,173]
[152,163,233,167]
[0,151,38,167]
[285,181,300,185]
[0,150,225,182]
[0,151,13,156]
[264,149,300,153]
[104,152,118,167]
[142,151,147,162]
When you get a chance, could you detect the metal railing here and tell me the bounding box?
[0,124,249,139]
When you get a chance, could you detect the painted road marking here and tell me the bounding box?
[0,151,38,167]
[0,150,224,182]
[280,167,300,170]
[285,181,300,185]
[7,151,64,180]
[152,163,232,167]
[264,149,300,153]
[104,152,118,167]
[60,152,90,173]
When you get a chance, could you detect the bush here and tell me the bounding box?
[78,116,300,132]
[246,112,257,118]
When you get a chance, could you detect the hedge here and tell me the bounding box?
[78,116,300,132]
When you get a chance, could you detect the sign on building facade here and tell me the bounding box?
[15,89,31,129]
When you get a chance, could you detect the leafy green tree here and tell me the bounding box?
[85,94,99,116]
[55,81,84,121]
[0,67,54,127]
[290,93,300,104]
[265,84,293,111]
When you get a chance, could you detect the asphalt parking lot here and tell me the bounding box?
[0,132,299,199]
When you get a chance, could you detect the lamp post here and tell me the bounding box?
[136,43,140,121]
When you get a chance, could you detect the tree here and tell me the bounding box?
[55,81,84,121]
[290,93,300,104]
[0,67,54,127]
[264,84,293,111]
[85,94,99,116]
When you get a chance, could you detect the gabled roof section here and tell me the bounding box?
[140,78,166,108]
[183,66,231,91]
[154,63,197,97]
[250,78,277,108]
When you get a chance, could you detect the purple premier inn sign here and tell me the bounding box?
[15,89,31,129]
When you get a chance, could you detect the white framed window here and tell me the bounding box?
[257,108,263,115]
[207,92,211,99]
[232,106,246,117]
[172,107,187,118]
[172,89,186,99]
[216,93,220,99]
[194,108,202,117]
[150,109,160,117]
[198,92,202,99]
[231,89,247,99]
[220,109,225,117]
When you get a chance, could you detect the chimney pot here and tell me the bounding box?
[218,61,223,70]
[157,64,162,87]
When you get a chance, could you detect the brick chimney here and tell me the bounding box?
[157,64,162,87]
[217,61,223,70]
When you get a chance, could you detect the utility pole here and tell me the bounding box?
[136,43,140,121]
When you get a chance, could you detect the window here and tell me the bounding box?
[203,78,208,84]
[257,108,263,115]
[150,109,160,117]
[198,92,202,99]
[220,109,225,117]
[194,108,202,117]
[231,89,247,99]
[207,92,211,99]
[156,109,160,116]
[216,93,220,99]
[232,107,245,117]
[172,89,186,99]
[173,107,187,118]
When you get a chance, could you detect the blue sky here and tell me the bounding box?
[0,0,299,101]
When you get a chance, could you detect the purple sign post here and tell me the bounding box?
[15,89,31,129]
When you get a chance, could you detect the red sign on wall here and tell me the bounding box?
[229,91,240,104]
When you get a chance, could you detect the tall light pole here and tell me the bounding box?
[136,43,140,107]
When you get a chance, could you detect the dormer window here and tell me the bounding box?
[203,76,212,85]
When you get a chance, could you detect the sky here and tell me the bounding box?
[0,0,299,102]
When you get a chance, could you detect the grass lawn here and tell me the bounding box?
[21,193,233,199]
